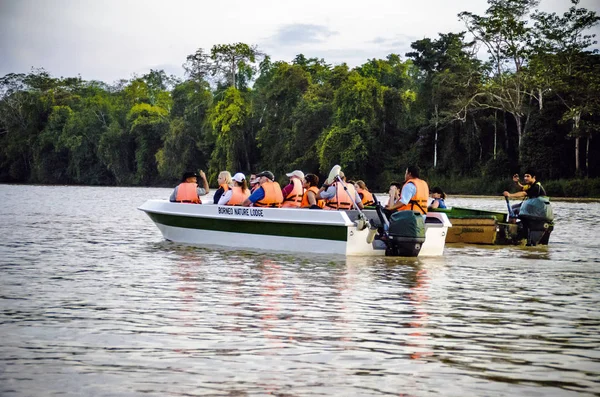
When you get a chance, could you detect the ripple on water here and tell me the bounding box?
[0,186,599,396]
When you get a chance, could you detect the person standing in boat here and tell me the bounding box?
[213,171,233,204]
[385,166,429,216]
[242,171,284,207]
[503,170,546,215]
[281,170,305,208]
[319,171,363,210]
[355,180,375,207]
[301,173,324,209]
[218,172,250,206]
[429,186,447,209]
[169,170,210,203]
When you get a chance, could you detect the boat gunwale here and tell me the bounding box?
[138,200,356,228]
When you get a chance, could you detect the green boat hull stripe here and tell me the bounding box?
[147,212,348,241]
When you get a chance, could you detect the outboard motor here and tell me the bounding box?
[385,210,425,256]
[518,197,554,246]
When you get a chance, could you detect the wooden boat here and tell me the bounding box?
[138,200,452,257]
[429,198,554,246]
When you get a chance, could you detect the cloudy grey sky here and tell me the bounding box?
[1,0,598,84]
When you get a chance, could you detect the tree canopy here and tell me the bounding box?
[1,0,599,195]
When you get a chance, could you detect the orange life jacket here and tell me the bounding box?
[324,182,357,210]
[226,186,250,206]
[281,178,304,208]
[397,178,429,214]
[255,181,284,208]
[219,183,230,192]
[301,186,324,208]
[175,182,201,204]
[357,188,375,206]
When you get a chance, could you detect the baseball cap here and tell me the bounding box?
[232,172,246,183]
[286,170,305,180]
[256,171,275,181]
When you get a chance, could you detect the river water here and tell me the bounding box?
[1,185,599,396]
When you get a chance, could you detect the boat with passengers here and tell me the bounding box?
[139,165,451,257]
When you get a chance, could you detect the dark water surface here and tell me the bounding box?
[1,185,599,396]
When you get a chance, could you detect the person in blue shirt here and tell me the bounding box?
[429,186,447,209]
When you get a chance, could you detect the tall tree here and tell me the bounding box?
[184,43,263,89]
[460,0,538,153]
[530,0,600,175]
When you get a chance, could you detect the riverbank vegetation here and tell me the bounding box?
[1,0,599,196]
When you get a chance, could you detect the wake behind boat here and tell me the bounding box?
[138,200,452,257]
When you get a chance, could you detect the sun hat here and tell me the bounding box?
[286,170,305,180]
[256,170,275,181]
[181,171,198,181]
[232,172,246,183]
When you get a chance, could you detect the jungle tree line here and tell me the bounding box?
[1,0,599,191]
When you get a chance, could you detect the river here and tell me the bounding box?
[1,185,599,396]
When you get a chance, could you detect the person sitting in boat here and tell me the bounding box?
[249,173,260,193]
[319,171,363,210]
[281,170,305,208]
[169,170,209,204]
[301,173,324,209]
[218,172,250,206]
[429,186,447,209]
[503,170,546,215]
[213,171,232,204]
[385,166,429,216]
[355,180,375,207]
[242,171,284,207]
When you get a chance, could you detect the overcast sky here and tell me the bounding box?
[1,0,599,84]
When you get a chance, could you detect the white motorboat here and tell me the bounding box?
[138,200,451,257]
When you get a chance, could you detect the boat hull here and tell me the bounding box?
[430,206,553,245]
[139,200,451,256]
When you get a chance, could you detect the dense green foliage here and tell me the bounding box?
[2,0,600,196]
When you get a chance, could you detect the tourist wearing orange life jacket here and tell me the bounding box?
[218,172,250,206]
[213,171,232,204]
[301,173,324,209]
[319,171,364,210]
[385,166,429,215]
[242,171,284,207]
[169,170,210,204]
[355,180,375,206]
[281,170,305,208]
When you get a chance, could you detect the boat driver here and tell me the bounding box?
[503,170,546,215]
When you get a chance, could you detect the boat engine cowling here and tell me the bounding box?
[385,210,426,256]
[518,197,554,246]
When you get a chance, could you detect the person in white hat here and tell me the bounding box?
[218,172,250,206]
[281,170,305,208]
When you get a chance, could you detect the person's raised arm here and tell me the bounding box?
[385,186,400,210]
[198,170,209,193]
[513,174,524,189]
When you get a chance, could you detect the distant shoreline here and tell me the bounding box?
[2,183,599,202]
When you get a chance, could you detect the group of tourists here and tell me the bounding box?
[169,165,545,215]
